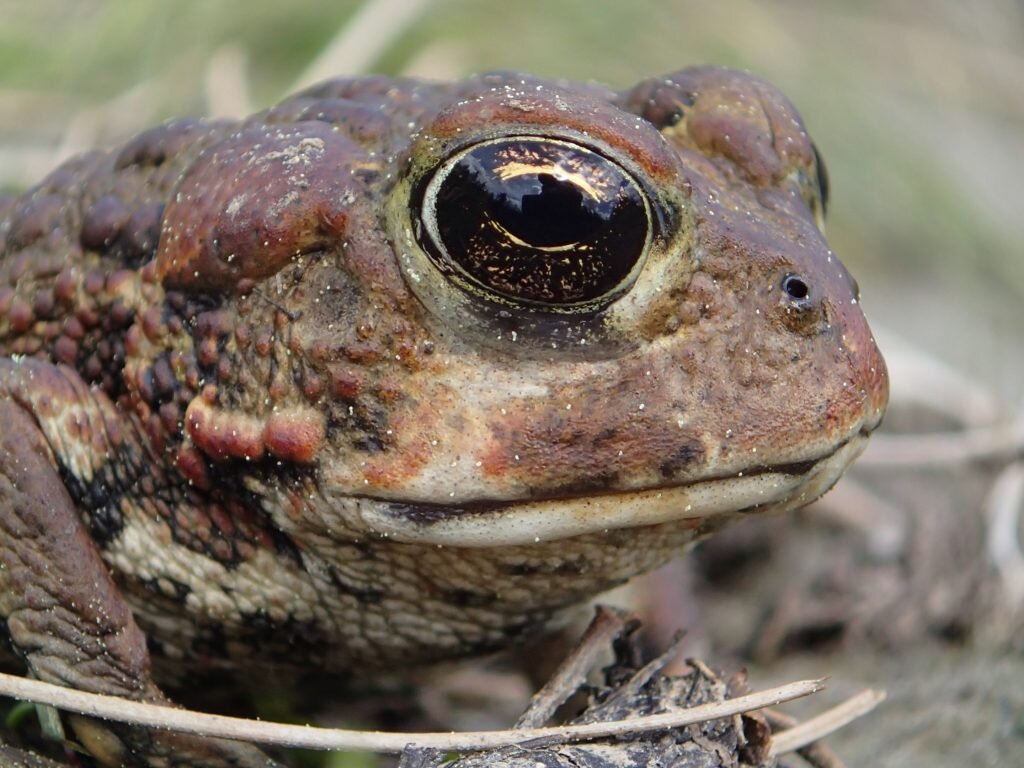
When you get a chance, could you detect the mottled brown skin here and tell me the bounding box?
[0,68,887,766]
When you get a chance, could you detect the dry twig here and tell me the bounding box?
[769,689,886,758]
[859,417,1023,468]
[763,707,847,768]
[985,460,1024,603]
[0,672,824,755]
[291,0,440,86]
[515,606,632,728]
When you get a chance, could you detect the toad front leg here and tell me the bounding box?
[0,358,276,767]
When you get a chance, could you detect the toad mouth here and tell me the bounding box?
[352,433,870,547]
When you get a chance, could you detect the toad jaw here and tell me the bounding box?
[350,433,869,547]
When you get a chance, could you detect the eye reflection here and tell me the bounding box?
[417,137,652,310]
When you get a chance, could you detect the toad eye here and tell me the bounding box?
[417,137,652,311]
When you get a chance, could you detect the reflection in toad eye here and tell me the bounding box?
[417,137,652,311]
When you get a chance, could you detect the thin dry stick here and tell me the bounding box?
[769,688,886,757]
[203,44,253,118]
[0,672,824,754]
[291,0,440,87]
[858,417,1023,468]
[515,606,631,728]
[763,708,846,768]
[985,460,1024,603]
[871,325,1000,426]
[592,633,691,713]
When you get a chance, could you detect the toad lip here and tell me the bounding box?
[351,432,870,547]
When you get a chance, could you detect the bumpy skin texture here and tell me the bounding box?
[0,67,887,766]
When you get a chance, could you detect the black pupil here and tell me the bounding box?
[421,139,649,307]
[498,173,593,248]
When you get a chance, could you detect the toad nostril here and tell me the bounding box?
[781,274,810,301]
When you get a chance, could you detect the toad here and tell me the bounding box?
[0,66,887,766]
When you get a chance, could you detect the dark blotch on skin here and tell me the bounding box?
[239,610,330,652]
[381,499,511,525]
[501,558,587,577]
[266,526,306,570]
[441,588,498,609]
[500,618,544,641]
[659,441,706,478]
[59,464,132,545]
[328,567,384,605]
[141,576,192,602]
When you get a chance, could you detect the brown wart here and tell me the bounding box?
[156,123,366,294]
[184,397,327,465]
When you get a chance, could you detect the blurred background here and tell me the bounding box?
[1,1,1021,766]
